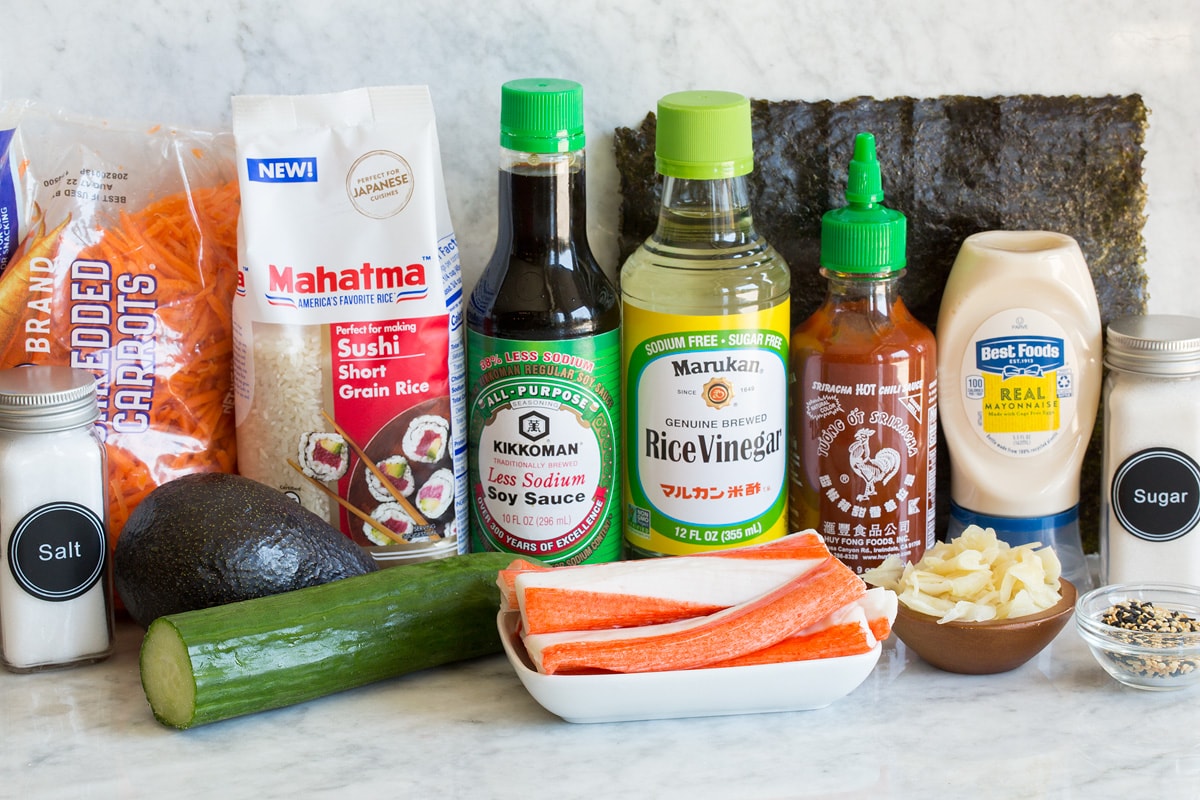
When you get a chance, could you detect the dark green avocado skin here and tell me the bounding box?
[114,473,379,627]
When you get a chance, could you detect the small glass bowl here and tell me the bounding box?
[1075,583,1200,691]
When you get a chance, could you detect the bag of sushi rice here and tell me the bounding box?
[232,86,467,565]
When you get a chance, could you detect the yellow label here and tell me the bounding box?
[980,372,1061,433]
[621,301,789,556]
[960,308,1077,457]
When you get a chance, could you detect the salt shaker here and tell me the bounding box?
[1102,315,1200,586]
[0,366,114,672]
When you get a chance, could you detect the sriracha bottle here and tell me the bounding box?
[788,132,937,574]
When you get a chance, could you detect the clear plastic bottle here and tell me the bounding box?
[621,90,790,557]
[937,230,1101,590]
[788,132,937,574]
[467,78,622,565]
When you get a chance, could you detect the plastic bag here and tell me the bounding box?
[232,86,467,565]
[0,101,239,545]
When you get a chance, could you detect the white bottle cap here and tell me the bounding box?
[1105,314,1200,377]
[0,366,100,432]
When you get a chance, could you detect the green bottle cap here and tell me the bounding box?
[654,90,754,180]
[499,78,586,154]
[820,132,907,274]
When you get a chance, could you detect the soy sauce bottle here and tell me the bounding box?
[466,79,621,565]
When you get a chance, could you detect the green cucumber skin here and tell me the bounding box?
[141,551,514,729]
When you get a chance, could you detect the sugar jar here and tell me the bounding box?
[1102,315,1200,586]
[0,365,113,672]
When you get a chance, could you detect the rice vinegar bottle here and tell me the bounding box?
[621,90,791,557]
[467,78,622,566]
[788,132,937,574]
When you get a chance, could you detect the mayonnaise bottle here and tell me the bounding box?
[937,231,1102,589]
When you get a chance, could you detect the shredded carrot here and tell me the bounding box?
[0,180,240,545]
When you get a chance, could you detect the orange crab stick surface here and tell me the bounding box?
[522,556,866,675]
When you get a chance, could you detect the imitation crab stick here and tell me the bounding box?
[496,530,830,610]
[497,559,551,611]
[704,587,898,668]
[504,532,835,633]
[516,557,829,634]
[521,556,865,675]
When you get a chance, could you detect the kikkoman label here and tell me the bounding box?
[960,309,1078,457]
[467,331,620,565]
[622,304,789,556]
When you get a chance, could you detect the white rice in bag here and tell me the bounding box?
[232,86,467,564]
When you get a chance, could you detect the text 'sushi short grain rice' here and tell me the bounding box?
[231,86,467,564]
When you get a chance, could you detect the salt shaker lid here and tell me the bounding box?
[0,366,100,431]
[1105,314,1200,376]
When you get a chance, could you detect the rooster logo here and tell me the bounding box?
[848,429,900,501]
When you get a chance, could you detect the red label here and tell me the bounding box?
[791,358,937,573]
[329,316,452,543]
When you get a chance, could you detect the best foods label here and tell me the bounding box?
[959,308,1078,456]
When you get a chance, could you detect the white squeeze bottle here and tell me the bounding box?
[937,231,1102,589]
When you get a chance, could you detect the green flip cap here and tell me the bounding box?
[820,132,907,274]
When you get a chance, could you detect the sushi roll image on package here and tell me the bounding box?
[297,432,350,482]
[231,86,467,564]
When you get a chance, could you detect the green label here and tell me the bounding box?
[467,329,621,564]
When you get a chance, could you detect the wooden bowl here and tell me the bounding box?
[892,579,1077,674]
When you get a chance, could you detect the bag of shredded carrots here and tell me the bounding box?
[0,101,239,548]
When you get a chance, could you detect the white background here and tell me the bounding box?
[2,0,1196,314]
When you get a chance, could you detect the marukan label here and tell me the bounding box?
[622,305,790,556]
[800,362,937,573]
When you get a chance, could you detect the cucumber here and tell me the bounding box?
[139,551,513,729]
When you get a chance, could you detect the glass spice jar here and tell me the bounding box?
[0,365,114,672]
[1102,315,1200,586]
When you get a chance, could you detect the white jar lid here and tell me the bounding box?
[0,366,100,432]
[1105,314,1200,376]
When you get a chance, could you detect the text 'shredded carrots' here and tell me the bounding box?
[0,181,240,544]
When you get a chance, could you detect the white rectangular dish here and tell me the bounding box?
[498,611,881,723]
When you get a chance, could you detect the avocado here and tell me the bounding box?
[114,472,378,628]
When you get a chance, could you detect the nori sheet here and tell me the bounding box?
[614,95,1149,552]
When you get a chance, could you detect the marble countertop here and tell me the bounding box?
[2,610,1195,799]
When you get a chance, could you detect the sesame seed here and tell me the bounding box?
[1098,600,1200,679]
